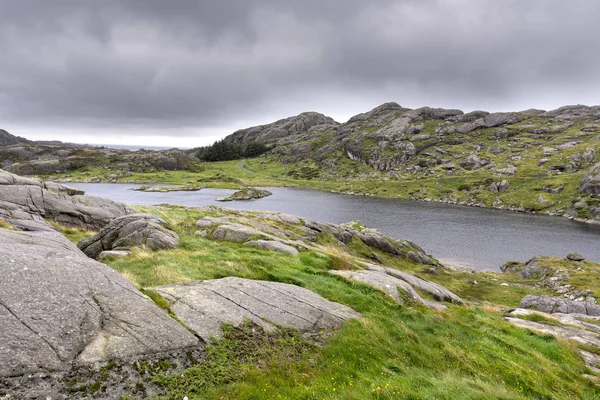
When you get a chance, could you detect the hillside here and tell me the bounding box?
[227,103,600,222]
[0,129,30,147]
[2,103,600,221]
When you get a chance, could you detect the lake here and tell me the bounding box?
[68,183,600,271]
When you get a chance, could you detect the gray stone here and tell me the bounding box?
[498,180,509,192]
[217,188,272,202]
[567,252,585,262]
[357,230,398,254]
[244,240,299,255]
[0,228,198,378]
[580,162,600,195]
[78,213,179,259]
[43,181,85,196]
[501,258,553,279]
[484,112,518,127]
[211,223,267,242]
[460,155,488,170]
[406,124,424,135]
[371,265,463,304]
[406,250,436,266]
[457,118,487,134]
[256,212,302,225]
[543,185,564,194]
[519,295,600,316]
[0,169,131,230]
[330,266,462,309]
[196,217,220,228]
[154,277,361,341]
[98,250,130,260]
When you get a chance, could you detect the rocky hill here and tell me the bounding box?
[0,129,30,147]
[0,135,199,177]
[224,103,600,222]
[223,103,599,171]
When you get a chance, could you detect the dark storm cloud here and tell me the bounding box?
[0,0,599,138]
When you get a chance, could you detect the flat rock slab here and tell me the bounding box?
[154,277,361,342]
[330,267,462,310]
[244,240,299,255]
[519,295,600,316]
[371,265,463,304]
[0,228,198,378]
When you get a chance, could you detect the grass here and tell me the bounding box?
[68,206,600,399]
[0,219,17,230]
[48,220,96,243]
[517,312,565,327]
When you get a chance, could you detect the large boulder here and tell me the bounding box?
[0,228,198,379]
[153,277,361,341]
[580,162,600,195]
[78,213,180,259]
[0,169,131,230]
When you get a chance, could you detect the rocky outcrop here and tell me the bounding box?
[519,295,600,316]
[567,252,586,262]
[580,162,600,195]
[78,214,180,259]
[500,258,554,279]
[153,277,361,341]
[330,263,462,310]
[216,188,272,202]
[228,112,339,145]
[1,142,196,176]
[197,206,440,267]
[0,227,199,379]
[0,169,131,230]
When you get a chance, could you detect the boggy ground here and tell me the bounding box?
[49,204,600,399]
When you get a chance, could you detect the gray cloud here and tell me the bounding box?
[0,0,599,143]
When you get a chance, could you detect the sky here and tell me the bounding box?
[1,0,599,148]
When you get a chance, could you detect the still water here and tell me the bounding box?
[68,183,600,271]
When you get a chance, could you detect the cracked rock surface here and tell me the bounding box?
[0,169,131,230]
[154,277,361,342]
[0,227,199,379]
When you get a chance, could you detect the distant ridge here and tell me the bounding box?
[0,129,30,147]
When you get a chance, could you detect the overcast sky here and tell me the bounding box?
[1,0,599,147]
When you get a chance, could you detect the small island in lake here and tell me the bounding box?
[216,187,272,201]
